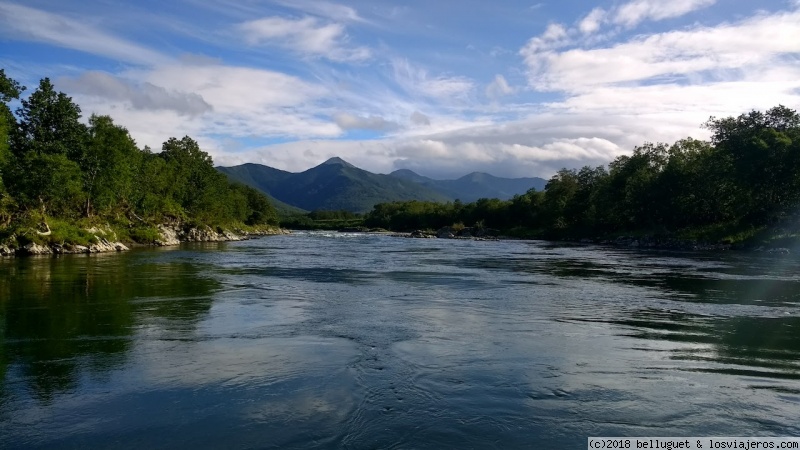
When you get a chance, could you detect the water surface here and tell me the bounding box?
[1,232,799,448]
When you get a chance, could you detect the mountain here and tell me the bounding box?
[218,158,450,213]
[215,163,306,214]
[389,169,547,202]
[218,157,548,213]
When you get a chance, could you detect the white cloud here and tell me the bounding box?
[614,0,717,28]
[62,62,343,156]
[519,23,572,68]
[486,75,514,100]
[272,0,367,23]
[578,8,606,34]
[213,113,653,179]
[238,16,370,62]
[392,58,474,101]
[333,112,398,131]
[523,9,800,92]
[0,3,167,66]
[58,71,212,116]
[410,111,431,126]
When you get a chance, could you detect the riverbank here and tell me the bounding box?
[0,222,288,257]
[346,225,795,254]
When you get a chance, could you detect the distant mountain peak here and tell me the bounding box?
[320,157,355,168]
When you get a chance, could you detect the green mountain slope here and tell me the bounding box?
[272,159,451,212]
[389,169,547,202]
[215,163,306,214]
[218,158,451,213]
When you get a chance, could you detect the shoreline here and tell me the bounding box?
[0,225,289,258]
[333,227,794,255]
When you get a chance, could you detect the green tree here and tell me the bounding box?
[13,78,88,160]
[83,115,142,217]
[705,106,800,223]
[236,184,278,225]
[7,78,87,215]
[0,69,25,224]
[6,152,84,217]
[542,169,579,231]
[508,188,544,229]
[133,150,182,221]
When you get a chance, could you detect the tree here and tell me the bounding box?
[14,78,88,160]
[542,169,579,230]
[0,68,24,103]
[6,152,84,217]
[7,78,87,216]
[705,105,800,223]
[0,69,25,222]
[82,115,141,217]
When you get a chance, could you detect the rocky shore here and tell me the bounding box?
[0,224,288,257]
[388,226,501,241]
[364,226,793,254]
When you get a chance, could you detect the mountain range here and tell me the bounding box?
[217,157,547,213]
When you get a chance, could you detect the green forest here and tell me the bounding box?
[3,67,800,250]
[0,70,278,249]
[364,105,800,246]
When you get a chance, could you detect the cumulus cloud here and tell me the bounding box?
[0,3,167,65]
[523,23,571,55]
[410,111,431,126]
[523,9,800,92]
[61,62,343,156]
[58,71,212,116]
[392,58,474,101]
[486,75,514,100]
[333,112,398,131]
[216,112,679,179]
[613,0,717,28]
[238,16,370,62]
[578,8,606,34]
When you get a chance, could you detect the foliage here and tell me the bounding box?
[366,105,800,246]
[280,210,364,230]
[3,67,798,249]
[0,69,280,244]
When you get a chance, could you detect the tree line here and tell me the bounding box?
[365,105,800,242]
[0,69,277,241]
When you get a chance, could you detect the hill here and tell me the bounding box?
[219,158,450,213]
[215,164,306,214]
[389,169,547,202]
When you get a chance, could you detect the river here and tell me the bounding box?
[1,232,799,448]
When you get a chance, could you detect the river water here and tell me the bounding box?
[1,232,799,448]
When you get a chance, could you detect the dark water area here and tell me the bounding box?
[1,232,799,448]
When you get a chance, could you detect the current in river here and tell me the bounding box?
[1,231,799,448]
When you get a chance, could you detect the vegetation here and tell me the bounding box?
[365,105,800,247]
[4,67,799,249]
[220,157,453,213]
[0,69,278,248]
[219,160,546,214]
[389,169,547,203]
[279,210,365,230]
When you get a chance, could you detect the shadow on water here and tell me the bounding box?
[221,266,376,285]
[439,246,800,383]
[0,252,219,403]
[562,308,800,381]
[439,249,800,308]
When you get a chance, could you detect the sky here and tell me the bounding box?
[1,0,799,179]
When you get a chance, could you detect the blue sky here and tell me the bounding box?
[1,0,799,178]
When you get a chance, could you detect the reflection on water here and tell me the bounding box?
[0,252,217,403]
[1,233,800,448]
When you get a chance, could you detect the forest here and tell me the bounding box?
[3,67,799,249]
[364,105,800,246]
[0,70,278,248]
